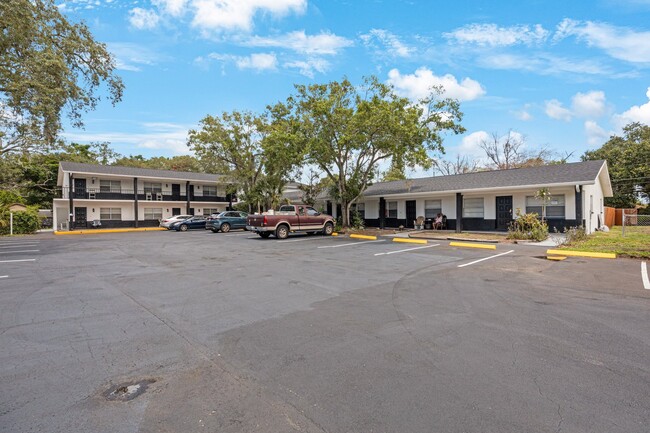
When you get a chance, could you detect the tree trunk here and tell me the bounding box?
[341,199,350,227]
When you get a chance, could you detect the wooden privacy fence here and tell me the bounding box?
[604,207,615,227]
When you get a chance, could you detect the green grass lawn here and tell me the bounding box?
[561,226,650,259]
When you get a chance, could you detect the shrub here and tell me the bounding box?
[563,226,587,244]
[350,209,365,230]
[0,206,41,235]
[507,208,548,242]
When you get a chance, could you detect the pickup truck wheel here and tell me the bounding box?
[275,225,289,239]
[322,222,334,236]
[179,224,188,232]
[220,223,231,233]
[258,232,271,238]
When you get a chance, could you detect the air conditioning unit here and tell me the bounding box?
[156,193,163,201]
[145,192,152,201]
[88,191,96,199]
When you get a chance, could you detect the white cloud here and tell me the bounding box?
[612,87,650,128]
[360,29,414,58]
[107,42,166,72]
[571,91,606,118]
[284,58,329,78]
[191,0,306,33]
[387,67,485,102]
[554,19,650,63]
[514,105,532,121]
[584,120,610,146]
[479,53,613,77]
[444,23,549,46]
[152,0,188,17]
[545,99,573,121]
[236,53,277,71]
[245,31,353,55]
[128,8,160,30]
[458,130,490,158]
[63,122,192,155]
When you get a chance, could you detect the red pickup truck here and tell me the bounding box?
[246,205,335,239]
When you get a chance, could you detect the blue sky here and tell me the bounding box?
[59,0,650,176]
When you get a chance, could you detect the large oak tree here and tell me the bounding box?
[0,0,123,155]
[278,76,465,227]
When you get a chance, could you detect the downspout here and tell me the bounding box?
[379,197,386,230]
[68,173,74,230]
[456,193,463,233]
[186,181,191,214]
[134,177,139,228]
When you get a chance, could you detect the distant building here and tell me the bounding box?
[53,162,234,230]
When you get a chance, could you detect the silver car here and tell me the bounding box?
[160,215,192,229]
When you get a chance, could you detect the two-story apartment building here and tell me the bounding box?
[53,162,234,230]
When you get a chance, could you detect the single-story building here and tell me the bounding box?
[322,160,612,234]
[53,162,233,230]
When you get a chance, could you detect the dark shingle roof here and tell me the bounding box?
[60,162,224,182]
[363,160,607,196]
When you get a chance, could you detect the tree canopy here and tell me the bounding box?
[0,0,123,155]
[583,122,650,207]
[278,76,464,226]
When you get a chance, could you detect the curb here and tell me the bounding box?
[350,234,378,241]
[55,227,167,235]
[547,256,567,261]
[449,241,497,250]
[546,249,616,259]
[409,234,501,243]
[393,237,428,245]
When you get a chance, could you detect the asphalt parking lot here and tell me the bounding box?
[1,230,649,433]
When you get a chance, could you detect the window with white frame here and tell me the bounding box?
[203,185,217,196]
[143,182,162,193]
[386,201,397,218]
[424,199,442,218]
[99,180,121,193]
[203,208,219,216]
[100,208,122,220]
[525,195,565,218]
[144,208,163,220]
[463,198,484,218]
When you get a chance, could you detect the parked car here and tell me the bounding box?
[160,214,192,229]
[170,216,207,231]
[246,205,334,239]
[206,211,249,233]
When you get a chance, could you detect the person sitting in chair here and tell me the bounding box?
[433,213,443,229]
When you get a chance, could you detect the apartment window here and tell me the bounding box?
[424,200,442,218]
[100,208,122,220]
[203,185,217,196]
[526,195,565,218]
[352,202,365,219]
[144,208,163,220]
[143,182,162,193]
[386,201,397,218]
[203,208,219,216]
[463,198,484,218]
[99,180,121,193]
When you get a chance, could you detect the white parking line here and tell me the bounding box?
[642,262,650,290]
[0,259,36,263]
[224,233,252,237]
[0,250,39,254]
[0,244,40,249]
[0,242,39,246]
[457,250,514,268]
[374,244,440,256]
[278,237,332,243]
[0,275,7,279]
[318,240,386,249]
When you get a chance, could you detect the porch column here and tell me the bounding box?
[575,185,583,227]
[133,177,139,228]
[379,197,386,230]
[68,173,74,230]
[186,181,191,214]
[456,193,463,233]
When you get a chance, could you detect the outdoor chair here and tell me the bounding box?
[414,216,425,230]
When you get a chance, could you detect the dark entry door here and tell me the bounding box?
[74,207,87,228]
[496,196,513,231]
[171,184,181,200]
[73,178,87,198]
[172,207,181,216]
[406,200,417,228]
[189,185,195,200]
